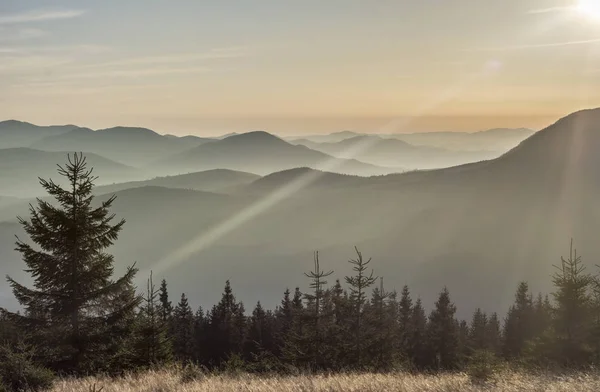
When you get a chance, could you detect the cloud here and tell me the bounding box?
[0,9,85,24]
[467,38,600,51]
[79,47,250,70]
[0,27,47,41]
[527,6,573,14]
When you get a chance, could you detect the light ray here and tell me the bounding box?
[146,61,502,276]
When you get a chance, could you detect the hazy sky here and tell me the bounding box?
[2,0,600,135]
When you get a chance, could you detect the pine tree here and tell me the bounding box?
[345,247,376,368]
[469,308,488,351]
[532,293,551,338]
[427,287,459,370]
[192,306,206,364]
[158,279,173,323]
[485,312,502,355]
[366,278,395,370]
[206,281,245,365]
[303,251,333,369]
[172,293,194,362]
[408,298,429,370]
[398,285,413,361]
[329,279,351,368]
[134,272,172,367]
[281,287,307,367]
[457,319,470,366]
[502,282,534,359]
[2,153,139,374]
[550,241,593,365]
[245,302,276,363]
[276,289,293,336]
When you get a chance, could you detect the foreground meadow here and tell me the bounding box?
[50,370,600,392]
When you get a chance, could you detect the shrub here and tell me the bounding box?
[180,362,206,384]
[0,343,55,392]
[467,349,502,384]
[222,353,247,376]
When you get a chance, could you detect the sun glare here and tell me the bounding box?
[577,0,600,20]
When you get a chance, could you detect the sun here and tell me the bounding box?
[577,0,600,20]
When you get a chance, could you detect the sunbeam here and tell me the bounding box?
[146,60,503,276]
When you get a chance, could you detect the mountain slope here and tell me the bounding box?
[0,148,139,197]
[0,110,596,317]
[32,126,210,166]
[293,135,498,169]
[155,131,399,176]
[386,127,535,152]
[93,169,260,195]
[0,120,82,148]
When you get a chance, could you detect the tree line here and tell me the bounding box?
[0,154,599,379]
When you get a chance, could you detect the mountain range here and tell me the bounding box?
[0,148,139,197]
[291,128,535,153]
[291,135,499,169]
[154,131,399,176]
[0,109,597,317]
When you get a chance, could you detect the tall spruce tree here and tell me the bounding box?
[192,306,206,364]
[366,278,395,370]
[134,271,172,367]
[158,279,173,324]
[398,285,413,361]
[550,241,593,365]
[2,153,139,374]
[345,247,376,368]
[502,282,535,359]
[303,251,333,369]
[469,308,488,351]
[408,298,428,370]
[172,293,194,362]
[206,281,246,365]
[427,287,459,370]
[485,312,502,355]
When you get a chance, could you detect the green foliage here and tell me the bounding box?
[0,344,55,392]
[179,362,206,384]
[427,287,459,370]
[467,349,502,384]
[223,353,247,375]
[3,153,139,374]
[133,272,173,367]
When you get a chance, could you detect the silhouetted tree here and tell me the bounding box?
[158,279,173,324]
[134,271,172,367]
[303,251,333,369]
[502,282,534,359]
[427,287,459,370]
[398,285,413,361]
[408,298,429,370]
[206,281,246,366]
[345,247,376,368]
[485,312,502,355]
[172,293,194,362]
[469,308,488,351]
[549,241,593,365]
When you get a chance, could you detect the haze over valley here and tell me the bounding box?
[0,109,596,318]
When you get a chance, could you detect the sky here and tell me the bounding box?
[2,0,600,135]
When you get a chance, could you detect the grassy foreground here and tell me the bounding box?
[50,370,600,392]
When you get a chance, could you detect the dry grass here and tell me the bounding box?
[49,370,600,392]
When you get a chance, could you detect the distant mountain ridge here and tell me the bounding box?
[0,120,84,148]
[93,169,260,195]
[31,126,212,166]
[290,127,535,152]
[292,134,500,169]
[0,109,598,316]
[155,131,400,176]
[0,148,139,197]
